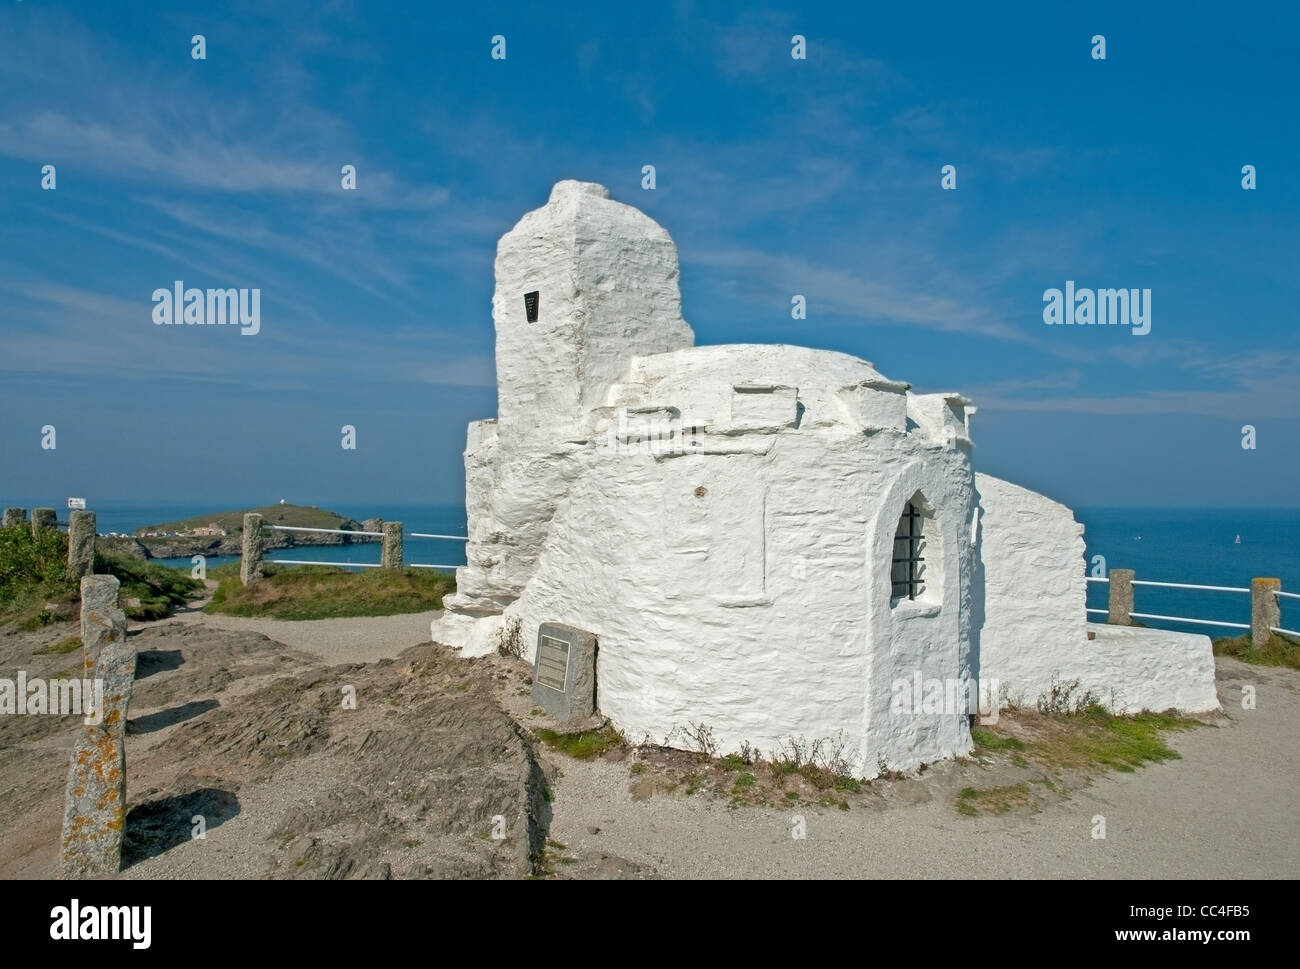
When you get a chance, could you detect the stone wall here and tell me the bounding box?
[974,472,1218,714]
[504,347,977,778]
[439,181,696,627]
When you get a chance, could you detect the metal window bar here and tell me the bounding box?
[891,502,925,600]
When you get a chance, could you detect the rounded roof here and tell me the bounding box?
[629,343,903,394]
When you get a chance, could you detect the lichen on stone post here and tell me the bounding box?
[80,574,127,671]
[67,510,96,580]
[31,507,57,538]
[1252,577,1281,648]
[59,640,137,879]
[1,507,25,529]
[1108,569,1134,625]
[381,521,403,570]
[240,512,264,586]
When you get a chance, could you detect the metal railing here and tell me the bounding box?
[1088,571,1299,641]
[404,531,469,570]
[261,521,467,572]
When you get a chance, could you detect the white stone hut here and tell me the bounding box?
[431,180,1218,777]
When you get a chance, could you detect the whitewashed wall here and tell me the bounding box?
[437,181,694,624]
[973,473,1088,707]
[1077,624,1219,713]
[974,473,1218,714]
[504,347,977,777]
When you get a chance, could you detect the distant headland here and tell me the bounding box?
[100,503,381,560]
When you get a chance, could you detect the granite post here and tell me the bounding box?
[382,521,403,570]
[59,640,138,878]
[1252,577,1281,649]
[1108,569,1134,626]
[68,510,96,580]
[80,575,127,670]
[2,507,25,529]
[240,513,264,585]
[31,507,57,537]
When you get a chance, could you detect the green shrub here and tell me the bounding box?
[0,525,75,624]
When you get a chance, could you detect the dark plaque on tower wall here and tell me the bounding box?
[524,290,539,323]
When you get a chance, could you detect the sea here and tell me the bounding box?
[12,500,1299,638]
[1076,507,1300,637]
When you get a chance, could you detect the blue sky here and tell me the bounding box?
[1,1,1297,508]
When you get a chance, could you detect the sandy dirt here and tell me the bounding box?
[541,659,1299,878]
[2,600,1296,879]
[1,618,545,879]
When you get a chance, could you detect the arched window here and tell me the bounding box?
[891,500,927,600]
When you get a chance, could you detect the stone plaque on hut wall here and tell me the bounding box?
[531,622,596,722]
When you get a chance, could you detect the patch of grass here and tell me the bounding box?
[970,727,1026,752]
[956,783,1033,816]
[629,762,646,775]
[833,775,862,793]
[987,703,1197,776]
[95,549,202,620]
[533,725,624,760]
[1214,632,1300,670]
[1046,706,1192,772]
[719,753,747,772]
[204,562,454,620]
[34,636,81,655]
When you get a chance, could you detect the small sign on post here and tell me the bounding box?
[67,497,86,510]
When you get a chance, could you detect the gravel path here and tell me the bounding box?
[544,658,1299,878]
[133,600,1300,878]
[148,595,439,664]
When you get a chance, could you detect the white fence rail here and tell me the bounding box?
[244,516,467,577]
[1090,569,1298,642]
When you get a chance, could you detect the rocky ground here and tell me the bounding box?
[1,620,545,879]
[2,603,1297,879]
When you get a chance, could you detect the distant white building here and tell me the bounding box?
[431,181,1218,777]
